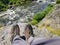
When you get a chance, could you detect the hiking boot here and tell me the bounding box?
[10,24,20,43]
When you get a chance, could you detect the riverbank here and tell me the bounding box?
[29,4,54,25]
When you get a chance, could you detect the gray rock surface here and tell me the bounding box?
[0,23,53,45]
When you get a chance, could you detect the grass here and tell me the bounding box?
[28,19,38,25]
[47,26,60,36]
[38,25,60,36]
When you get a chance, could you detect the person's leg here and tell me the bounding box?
[12,35,21,42]
[12,36,29,45]
[10,25,29,45]
[10,24,20,43]
[11,32,20,43]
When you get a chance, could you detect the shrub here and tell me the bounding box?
[32,4,53,24]
[29,19,38,25]
[56,0,60,4]
[0,0,32,11]
[33,11,45,22]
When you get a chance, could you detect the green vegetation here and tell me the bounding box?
[9,0,32,5]
[47,26,60,36]
[30,4,54,25]
[56,0,60,4]
[29,19,38,25]
[38,25,60,36]
[0,0,32,11]
[0,0,8,11]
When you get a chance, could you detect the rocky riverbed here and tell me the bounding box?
[0,2,48,26]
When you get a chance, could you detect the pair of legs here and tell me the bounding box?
[10,24,26,43]
[10,24,20,43]
[10,24,32,43]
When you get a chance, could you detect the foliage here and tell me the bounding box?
[0,0,32,11]
[29,19,38,25]
[56,0,60,4]
[33,11,45,22]
[32,4,53,25]
[0,1,8,11]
